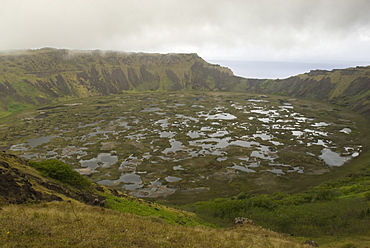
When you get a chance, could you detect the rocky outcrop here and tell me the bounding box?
[0,159,44,204]
[0,152,104,206]
[234,217,255,225]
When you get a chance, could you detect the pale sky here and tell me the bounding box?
[1,0,370,74]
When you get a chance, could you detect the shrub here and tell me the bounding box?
[250,194,276,210]
[29,159,91,189]
[235,192,251,200]
[7,103,29,112]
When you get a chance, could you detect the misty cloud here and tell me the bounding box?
[1,0,370,61]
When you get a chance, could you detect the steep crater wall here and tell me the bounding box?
[0,48,369,117]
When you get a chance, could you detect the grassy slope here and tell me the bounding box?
[276,67,370,116]
[0,153,207,227]
[0,202,309,248]
[0,48,235,117]
[183,156,370,247]
[1,49,370,247]
[0,153,308,247]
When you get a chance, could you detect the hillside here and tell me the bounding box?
[1,48,370,247]
[254,68,370,117]
[0,151,206,226]
[0,152,310,247]
[0,48,369,117]
[0,48,235,117]
[0,152,102,205]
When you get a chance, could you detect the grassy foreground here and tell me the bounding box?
[0,153,309,247]
[182,156,370,248]
[0,202,308,248]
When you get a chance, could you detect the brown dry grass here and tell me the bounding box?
[0,201,309,248]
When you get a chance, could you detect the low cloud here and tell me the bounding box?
[1,0,370,61]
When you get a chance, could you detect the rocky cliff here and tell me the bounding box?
[0,48,369,117]
[258,67,370,117]
[0,48,235,113]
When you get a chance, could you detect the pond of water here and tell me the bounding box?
[319,148,349,167]
[4,93,365,199]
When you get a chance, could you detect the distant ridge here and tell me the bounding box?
[259,67,370,117]
[0,48,237,115]
[0,48,369,117]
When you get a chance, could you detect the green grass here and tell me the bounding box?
[0,202,307,248]
[159,77,176,91]
[7,102,32,113]
[11,80,40,97]
[0,152,308,247]
[0,111,10,118]
[29,159,92,190]
[21,156,213,227]
[260,79,276,91]
[103,193,213,227]
[182,164,370,245]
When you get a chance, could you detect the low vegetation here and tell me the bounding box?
[183,163,370,246]
[0,201,309,248]
[29,159,92,189]
[0,153,309,247]
[103,193,211,227]
[0,49,369,246]
[2,92,369,204]
[2,150,369,246]
[187,192,370,236]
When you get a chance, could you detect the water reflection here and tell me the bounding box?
[199,112,237,120]
[319,148,349,166]
[141,107,162,112]
[80,153,118,169]
[165,176,182,182]
[340,128,352,134]
[229,163,256,173]
[6,93,364,198]
[27,136,56,149]
[98,172,143,190]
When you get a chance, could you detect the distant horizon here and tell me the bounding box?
[206,59,370,79]
[2,1,370,71]
[1,47,369,80]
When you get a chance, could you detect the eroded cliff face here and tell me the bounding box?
[0,48,369,117]
[0,48,235,112]
[258,67,370,117]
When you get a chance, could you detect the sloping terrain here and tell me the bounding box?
[0,151,203,226]
[0,152,309,247]
[255,68,370,117]
[1,202,310,248]
[0,48,370,247]
[1,48,368,118]
[0,48,369,247]
[0,151,105,206]
[0,48,235,116]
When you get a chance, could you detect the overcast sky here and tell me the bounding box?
[1,0,370,74]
